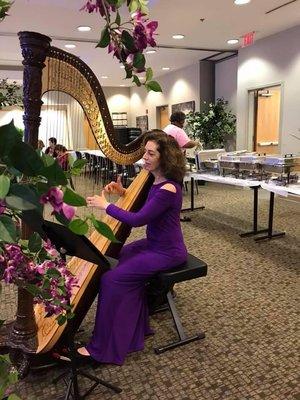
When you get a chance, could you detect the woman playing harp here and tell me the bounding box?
[78,130,187,365]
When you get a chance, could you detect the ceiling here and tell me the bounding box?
[0,0,299,86]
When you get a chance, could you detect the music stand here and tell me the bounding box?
[22,211,122,399]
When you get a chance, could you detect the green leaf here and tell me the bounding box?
[41,152,55,167]
[53,212,69,226]
[91,216,119,243]
[0,174,10,198]
[125,67,133,79]
[145,80,162,92]
[115,10,121,25]
[56,314,67,326]
[121,31,136,52]
[132,75,141,87]
[36,182,50,196]
[133,52,145,69]
[9,141,44,177]
[46,268,61,278]
[63,187,86,207]
[72,158,87,170]
[25,283,41,296]
[28,232,42,253]
[145,67,153,82]
[107,0,118,5]
[68,218,88,235]
[129,0,138,13]
[0,215,17,243]
[8,393,22,400]
[96,27,110,48]
[0,120,22,158]
[8,370,18,385]
[6,184,40,211]
[40,161,68,186]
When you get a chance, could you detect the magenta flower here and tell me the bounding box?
[0,200,6,215]
[40,187,75,221]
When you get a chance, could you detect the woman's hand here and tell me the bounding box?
[104,175,126,196]
[86,191,110,210]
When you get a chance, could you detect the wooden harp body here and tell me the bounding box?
[15,31,152,358]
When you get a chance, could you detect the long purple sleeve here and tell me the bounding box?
[106,188,176,227]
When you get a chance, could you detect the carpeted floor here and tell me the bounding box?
[1,180,299,400]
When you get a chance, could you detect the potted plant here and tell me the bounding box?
[185,98,236,150]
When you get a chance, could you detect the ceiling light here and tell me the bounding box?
[120,84,125,87]
[146,49,156,54]
[101,76,108,79]
[162,67,170,71]
[65,44,76,49]
[172,34,185,39]
[120,65,125,69]
[234,0,251,4]
[227,39,239,44]
[77,26,91,32]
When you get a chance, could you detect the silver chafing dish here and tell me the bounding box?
[261,155,300,174]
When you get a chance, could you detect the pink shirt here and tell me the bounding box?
[163,124,190,148]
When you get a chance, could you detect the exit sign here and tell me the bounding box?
[242,31,255,47]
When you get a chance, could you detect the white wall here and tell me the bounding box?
[129,63,200,129]
[215,57,238,114]
[237,25,300,154]
[103,86,131,116]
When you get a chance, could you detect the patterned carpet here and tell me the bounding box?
[1,180,299,400]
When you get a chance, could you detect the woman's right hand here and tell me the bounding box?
[104,175,126,196]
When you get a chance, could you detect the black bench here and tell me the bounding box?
[148,253,207,354]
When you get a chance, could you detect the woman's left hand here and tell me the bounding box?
[86,190,110,210]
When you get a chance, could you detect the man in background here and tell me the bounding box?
[163,111,200,149]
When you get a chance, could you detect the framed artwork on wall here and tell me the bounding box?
[136,115,148,133]
[171,101,195,115]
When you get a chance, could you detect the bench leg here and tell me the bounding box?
[154,291,205,354]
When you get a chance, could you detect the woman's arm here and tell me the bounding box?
[106,186,176,227]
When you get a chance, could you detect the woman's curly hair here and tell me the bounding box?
[143,130,186,183]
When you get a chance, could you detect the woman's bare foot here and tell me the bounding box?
[77,346,90,356]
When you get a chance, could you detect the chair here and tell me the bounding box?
[148,253,207,354]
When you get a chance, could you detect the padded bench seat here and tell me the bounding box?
[150,253,207,354]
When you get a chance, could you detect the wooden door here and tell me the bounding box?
[255,87,280,155]
[157,105,169,129]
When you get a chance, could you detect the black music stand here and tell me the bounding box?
[22,212,122,399]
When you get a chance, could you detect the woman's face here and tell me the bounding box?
[142,140,160,173]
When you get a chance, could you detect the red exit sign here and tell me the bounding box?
[242,31,255,47]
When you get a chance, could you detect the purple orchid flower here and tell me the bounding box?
[40,187,75,221]
[0,200,6,215]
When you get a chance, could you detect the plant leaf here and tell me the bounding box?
[25,283,41,296]
[63,187,86,206]
[0,174,10,199]
[145,80,162,92]
[40,161,68,186]
[132,75,141,87]
[133,52,145,69]
[0,120,22,159]
[145,67,153,82]
[68,218,88,235]
[121,30,136,52]
[91,216,119,243]
[9,141,44,177]
[28,232,42,253]
[6,184,40,211]
[56,314,67,326]
[96,27,110,48]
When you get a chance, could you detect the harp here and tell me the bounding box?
[2,31,152,365]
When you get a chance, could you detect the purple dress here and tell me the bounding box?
[86,180,187,365]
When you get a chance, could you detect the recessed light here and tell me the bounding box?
[120,84,125,87]
[172,34,185,39]
[120,65,125,69]
[146,49,156,54]
[162,67,170,71]
[65,44,76,49]
[101,76,108,79]
[77,26,91,32]
[227,39,239,44]
[234,0,251,4]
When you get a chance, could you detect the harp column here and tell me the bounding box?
[8,32,51,364]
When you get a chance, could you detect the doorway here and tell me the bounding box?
[248,85,281,154]
[156,105,169,129]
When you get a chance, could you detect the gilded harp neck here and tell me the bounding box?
[43,49,143,164]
